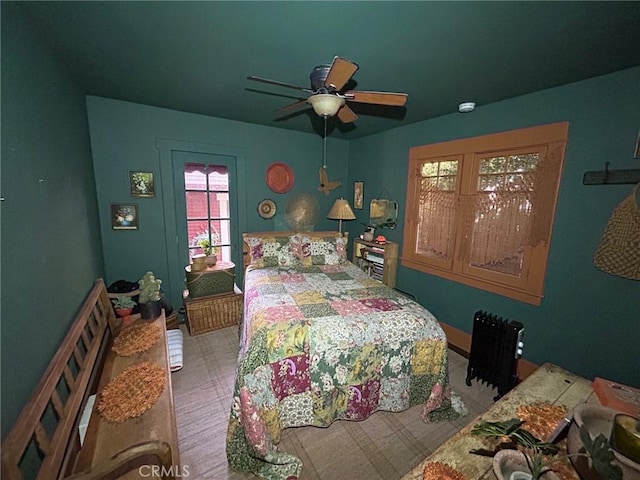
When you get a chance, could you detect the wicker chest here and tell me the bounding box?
[185,261,236,298]
[183,285,243,336]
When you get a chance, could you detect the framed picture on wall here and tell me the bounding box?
[111,203,138,230]
[130,171,155,197]
[635,130,640,159]
[354,181,364,209]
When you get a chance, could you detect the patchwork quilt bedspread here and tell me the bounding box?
[226,262,459,480]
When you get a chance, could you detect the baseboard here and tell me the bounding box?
[439,321,538,381]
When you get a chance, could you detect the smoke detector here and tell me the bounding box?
[458,102,476,113]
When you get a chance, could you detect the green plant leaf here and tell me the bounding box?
[471,418,523,437]
[472,418,562,480]
[578,425,622,480]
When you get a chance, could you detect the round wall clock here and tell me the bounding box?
[266,162,295,193]
[258,199,276,219]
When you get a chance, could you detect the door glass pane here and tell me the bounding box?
[184,163,207,190]
[187,220,209,260]
[208,220,222,246]
[186,192,208,219]
[208,166,229,191]
[209,192,230,219]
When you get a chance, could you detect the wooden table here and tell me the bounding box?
[402,363,594,480]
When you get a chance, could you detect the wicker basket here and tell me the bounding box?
[185,261,236,298]
[183,285,242,336]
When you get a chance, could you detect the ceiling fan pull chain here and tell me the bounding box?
[323,116,328,168]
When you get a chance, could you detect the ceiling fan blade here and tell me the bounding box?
[277,98,310,115]
[324,57,359,92]
[344,90,408,107]
[336,104,358,124]
[247,75,313,93]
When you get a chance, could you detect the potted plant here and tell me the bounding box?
[198,237,220,266]
[138,271,163,320]
[471,418,622,480]
[111,295,136,318]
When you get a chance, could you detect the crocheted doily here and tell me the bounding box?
[423,462,465,480]
[97,361,165,423]
[111,322,161,357]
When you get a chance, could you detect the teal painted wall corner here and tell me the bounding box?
[1,3,104,439]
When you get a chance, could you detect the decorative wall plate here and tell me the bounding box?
[258,199,276,219]
[266,162,295,193]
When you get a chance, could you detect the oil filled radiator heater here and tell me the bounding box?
[465,310,525,401]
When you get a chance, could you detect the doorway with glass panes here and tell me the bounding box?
[172,150,239,283]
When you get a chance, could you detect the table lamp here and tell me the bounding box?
[327,198,356,233]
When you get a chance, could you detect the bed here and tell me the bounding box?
[226,231,463,480]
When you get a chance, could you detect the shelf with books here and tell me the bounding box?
[352,238,398,288]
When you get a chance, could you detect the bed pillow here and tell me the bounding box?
[245,235,300,268]
[297,234,347,266]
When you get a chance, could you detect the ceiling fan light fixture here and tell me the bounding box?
[308,94,345,117]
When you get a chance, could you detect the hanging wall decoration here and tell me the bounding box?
[354,181,364,209]
[266,163,295,193]
[593,183,640,280]
[258,199,277,219]
[111,203,139,230]
[129,171,155,198]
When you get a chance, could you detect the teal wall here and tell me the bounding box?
[85,97,349,310]
[0,3,104,439]
[348,67,640,386]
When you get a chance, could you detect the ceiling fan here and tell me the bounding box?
[247,56,408,124]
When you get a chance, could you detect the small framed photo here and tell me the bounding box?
[130,171,155,197]
[353,181,364,209]
[111,203,138,230]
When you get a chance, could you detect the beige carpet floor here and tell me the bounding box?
[171,325,497,479]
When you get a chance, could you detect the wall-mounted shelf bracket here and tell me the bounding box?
[583,162,640,185]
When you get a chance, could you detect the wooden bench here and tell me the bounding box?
[1,279,180,480]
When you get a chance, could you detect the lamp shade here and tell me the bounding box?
[308,94,345,117]
[327,198,356,221]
